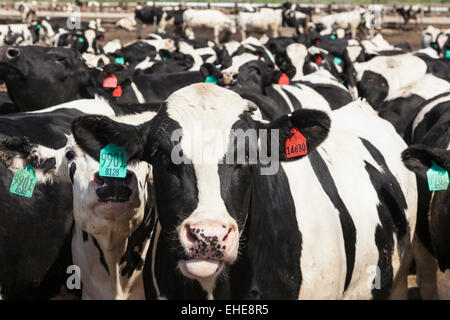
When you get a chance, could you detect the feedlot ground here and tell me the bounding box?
[99,23,435,51]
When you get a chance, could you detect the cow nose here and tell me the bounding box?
[181,222,238,260]
[0,46,20,62]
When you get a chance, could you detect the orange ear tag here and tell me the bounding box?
[112,85,122,97]
[285,128,307,158]
[278,73,290,85]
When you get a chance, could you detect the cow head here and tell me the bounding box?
[67,117,152,241]
[71,83,330,295]
[0,46,92,111]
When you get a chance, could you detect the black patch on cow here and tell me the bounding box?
[82,230,88,243]
[357,71,388,110]
[282,87,302,111]
[297,81,352,110]
[69,162,76,185]
[92,236,110,275]
[120,207,156,278]
[308,150,356,292]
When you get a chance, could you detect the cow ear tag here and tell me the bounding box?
[445,50,450,59]
[99,143,127,178]
[78,37,85,43]
[427,161,449,191]
[278,73,290,85]
[115,57,125,65]
[285,128,307,158]
[334,57,342,65]
[205,75,217,84]
[36,24,41,29]
[331,34,336,39]
[315,56,323,64]
[163,56,169,61]
[103,74,118,88]
[112,85,122,97]
[10,165,37,198]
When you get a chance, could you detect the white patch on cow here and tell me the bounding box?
[224,41,241,56]
[29,98,116,116]
[283,83,331,112]
[286,43,308,80]
[302,69,348,91]
[84,29,97,54]
[178,41,203,71]
[354,54,428,101]
[221,52,257,77]
[103,39,122,54]
[131,82,146,104]
[116,17,136,32]
[134,57,155,71]
[390,74,450,102]
[346,46,363,63]
[412,93,450,134]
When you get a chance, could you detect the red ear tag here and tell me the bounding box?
[112,85,122,97]
[315,56,322,64]
[103,74,118,88]
[315,39,320,45]
[278,73,290,85]
[285,128,307,158]
[255,53,259,57]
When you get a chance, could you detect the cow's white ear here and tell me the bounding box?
[402,145,450,177]
[265,109,331,162]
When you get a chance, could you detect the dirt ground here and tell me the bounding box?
[99,22,435,51]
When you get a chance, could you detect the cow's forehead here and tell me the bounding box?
[166,83,251,130]
[165,83,255,163]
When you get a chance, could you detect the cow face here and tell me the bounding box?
[71,83,330,293]
[0,46,91,111]
[355,70,388,110]
[64,128,151,240]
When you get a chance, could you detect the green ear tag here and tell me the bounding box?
[99,143,127,178]
[427,161,449,191]
[205,75,217,84]
[10,165,37,198]
[331,34,336,39]
[37,24,41,29]
[163,56,168,61]
[445,50,450,59]
[431,43,437,49]
[334,57,342,65]
[115,57,125,65]
[78,37,85,43]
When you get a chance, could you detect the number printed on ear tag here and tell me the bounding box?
[10,165,37,198]
[285,128,307,159]
[99,143,127,178]
[427,161,449,191]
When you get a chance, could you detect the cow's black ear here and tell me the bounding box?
[71,115,145,163]
[102,63,130,84]
[200,63,221,79]
[402,145,450,177]
[265,109,331,161]
[0,136,35,167]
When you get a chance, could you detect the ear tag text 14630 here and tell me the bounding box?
[103,74,118,88]
[427,161,449,191]
[99,143,127,178]
[10,165,37,198]
[286,128,307,158]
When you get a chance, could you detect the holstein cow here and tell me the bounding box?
[0,98,160,299]
[183,9,236,44]
[72,83,417,299]
[65,112,157,299]
[237,8,283,40]
[402,91,450,299]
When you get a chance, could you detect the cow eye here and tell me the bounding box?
[56,58,70,68]
[65,150,76,161]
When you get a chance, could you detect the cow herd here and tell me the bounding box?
[0,2,449,301]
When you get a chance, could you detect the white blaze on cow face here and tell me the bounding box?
[166,84,257,286]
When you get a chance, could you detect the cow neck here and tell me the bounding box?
[73,208,155,300]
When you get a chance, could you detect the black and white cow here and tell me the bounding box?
[72,83,417,299]
[354,53,450,135]
[0,98,161,299]
[402,91,450,299]
[135,6,163,39]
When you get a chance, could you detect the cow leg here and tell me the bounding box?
[389,238,414,300]
[414,236,439,299]
[214,26,220,44]
[136,19,143,39]
[240,27,246,41]
[437,269,450,299]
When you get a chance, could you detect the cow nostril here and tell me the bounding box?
[6,48,20,60]
[185,225,199,243]
[94,172,104,185]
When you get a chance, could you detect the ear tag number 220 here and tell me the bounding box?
[99,143,127,178]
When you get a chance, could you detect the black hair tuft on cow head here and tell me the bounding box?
[265,109,331,161]
[200,63,222,80]
[71,115,144,163]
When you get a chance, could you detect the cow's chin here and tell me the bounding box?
[179,259,224,280]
